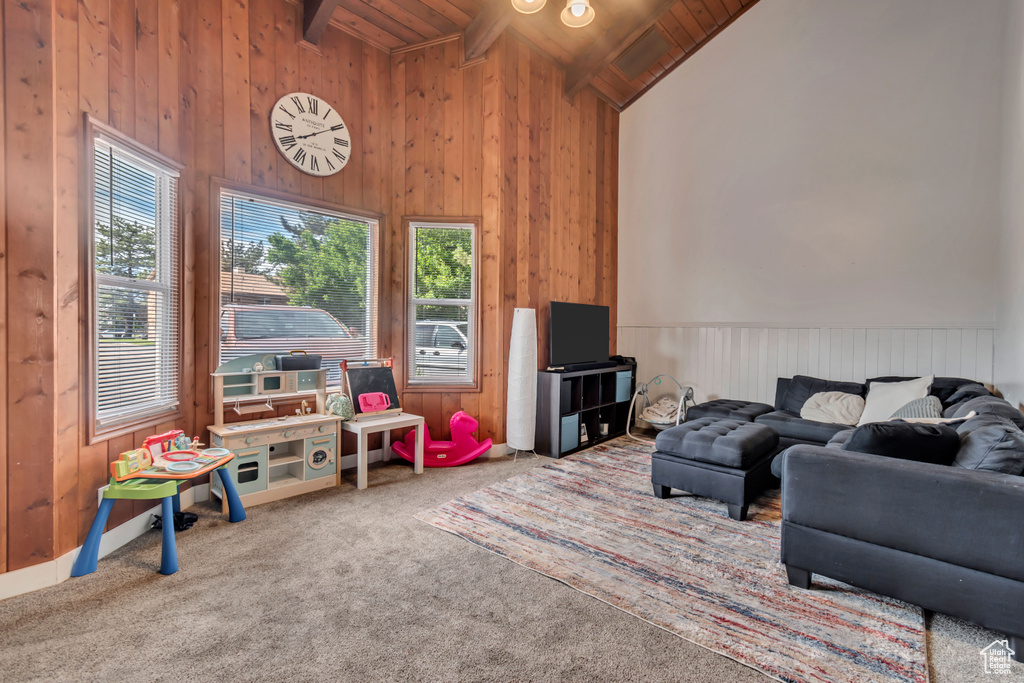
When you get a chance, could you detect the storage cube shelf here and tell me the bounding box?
[536,364,636,458]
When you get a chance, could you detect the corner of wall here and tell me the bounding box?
[995,0,1024,410]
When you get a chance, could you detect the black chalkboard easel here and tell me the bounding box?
[342,358,403,420]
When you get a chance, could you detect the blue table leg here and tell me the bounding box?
[172,491,181,515]
[71,498,115,577]
[159,496,179,575]
[217,468,247,523]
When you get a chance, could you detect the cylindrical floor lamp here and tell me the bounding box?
[506,308,538,458]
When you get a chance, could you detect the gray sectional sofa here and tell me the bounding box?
[677,374,1024,661]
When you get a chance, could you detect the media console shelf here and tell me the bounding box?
[535,364,636,458]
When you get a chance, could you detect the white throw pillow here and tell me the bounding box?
[858,375,933,426]
[800,391,865,425]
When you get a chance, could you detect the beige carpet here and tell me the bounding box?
[0,450,1011,682]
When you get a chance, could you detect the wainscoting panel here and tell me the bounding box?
[617,326,995,406]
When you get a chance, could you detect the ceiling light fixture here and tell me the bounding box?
[560,0,594,27]
[511,0,546,15]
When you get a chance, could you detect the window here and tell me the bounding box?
[89,123,181,433]
[407,219,478,388]
[218,187,380,386]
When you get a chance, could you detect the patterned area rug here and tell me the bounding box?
[416,438,928,683]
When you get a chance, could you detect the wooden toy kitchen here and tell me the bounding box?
[207,352,341,511]
[207,352,426,511]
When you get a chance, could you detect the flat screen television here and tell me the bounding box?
[549,302,609,367]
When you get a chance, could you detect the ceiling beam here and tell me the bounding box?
[563,0,679,99]
[464,0,514,62]
[303,0,341,45]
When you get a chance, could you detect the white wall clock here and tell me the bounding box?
[270,92,350,177]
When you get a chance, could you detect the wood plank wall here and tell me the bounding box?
[618,325,996,407]
[0,0,618,575]
[389,33,618,441]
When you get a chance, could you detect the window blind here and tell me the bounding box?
[407,222,476,385]
[93,138,180,427]
[218,190,379,386]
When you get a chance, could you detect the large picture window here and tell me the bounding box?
[89,123,181,433]
[406,219,478,388]
[218,187,380,386]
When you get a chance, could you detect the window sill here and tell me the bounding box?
[89,408,185,446]
[403,383,481,394]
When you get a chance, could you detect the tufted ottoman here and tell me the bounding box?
[685,398,774,423]
[651,418,781,520]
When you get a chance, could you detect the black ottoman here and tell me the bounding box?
[686,399,774,423]
[651,418,781,521]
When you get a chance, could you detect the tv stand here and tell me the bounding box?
[545,360,618,373]
[535,364,636,458]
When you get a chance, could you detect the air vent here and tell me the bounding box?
[613,28,671,82]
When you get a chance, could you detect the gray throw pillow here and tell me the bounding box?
[890,395,943,420]
[951,396,1024,430]
[954,414,1024,475]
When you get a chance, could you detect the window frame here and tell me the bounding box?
[403,216,482,393]
[211,179,385,393]
[83,115,186,443]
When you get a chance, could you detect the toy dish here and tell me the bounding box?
[166,461,201,473]
[202,448,230,457]
[163,450,198,462]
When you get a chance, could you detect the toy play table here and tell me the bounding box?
[338,412,424,489]
[71,467,245,577]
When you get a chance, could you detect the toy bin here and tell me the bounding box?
[561,414,579,454]
[615,371,633,403]
[304,434,337,479]
[212,445,269,497]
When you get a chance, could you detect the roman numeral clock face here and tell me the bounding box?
[270,92,350,177]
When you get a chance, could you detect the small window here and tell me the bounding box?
[218,187,380,386]
[407,219,478,388]
[88,121,182,434]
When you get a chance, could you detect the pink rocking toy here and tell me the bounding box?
[392,411,493,467]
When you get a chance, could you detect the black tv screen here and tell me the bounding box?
[550,302,609,366]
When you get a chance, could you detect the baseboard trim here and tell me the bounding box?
[1,441,514,602]
[0,484,209,602]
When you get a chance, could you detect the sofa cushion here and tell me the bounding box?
[954,414,1024,475]
[827,429,855,449]
[755,410,850,444]
[841,421,959,466]
[950,396,1024,430]
[890,395,943,420]
[799,391,864,426]
[859,375,933,425]
[867,376,981,407]
[772,428,854,478]
[946,382,991,406]
[685,399,774,423]
[779,375,866,414]
[781,446,1024,583]
[655,418,779,469]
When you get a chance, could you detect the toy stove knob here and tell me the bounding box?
[284,431,292,438]
[318,425,325,432]
[245,436,254,445]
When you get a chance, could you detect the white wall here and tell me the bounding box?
[619,325,993,405]
[618,0,1006,329]
[996,0,1024,409]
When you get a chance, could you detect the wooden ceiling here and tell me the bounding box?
[303,0,757,110]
